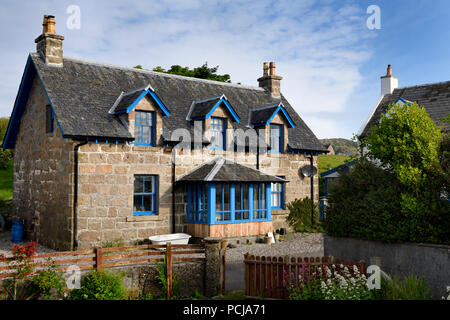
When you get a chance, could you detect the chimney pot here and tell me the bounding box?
[257,61,282,98]
[263,62,269,76]
[386,64,392,76]
[269,62,276,76]
[380,64,398,96]
[35,15,64,66]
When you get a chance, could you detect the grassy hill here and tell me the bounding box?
[320,138,358,155]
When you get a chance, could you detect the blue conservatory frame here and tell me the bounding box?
[186,182,272,225]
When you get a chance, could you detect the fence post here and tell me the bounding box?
[220,240,227,296]
[204,238,222,297]
[95,247,103,271]
[166,242,173,299]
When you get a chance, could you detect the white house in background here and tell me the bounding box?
[358,65,450,138]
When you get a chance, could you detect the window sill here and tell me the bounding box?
[127,215,164,222]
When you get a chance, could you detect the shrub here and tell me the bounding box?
[0,149,12,170]
[155,253,183,299]
[286,197,323,233]
[324,158,449,244]
[68,270,125,300]
[382,272,430,300]
[287,263,372,300]
[31,269,64,299]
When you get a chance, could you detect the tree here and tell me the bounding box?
[151,62,231,83]
[359,102,449,243]
[361,102,442,189]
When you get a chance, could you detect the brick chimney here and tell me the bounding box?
[380,64,398,96]
[257,61,283,98]
[35,15,64,66]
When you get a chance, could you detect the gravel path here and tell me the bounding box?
[225,232,324,263]
[0,231,55,258]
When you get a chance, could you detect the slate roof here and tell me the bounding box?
[188,96,222,119]
[6,53,327,152]
[360,81,450,137]
[249,104,279,125]
[177,157,288,183]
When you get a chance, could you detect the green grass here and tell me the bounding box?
[0,159,13,201]
[318,154,352,174]
[318,154,353,196]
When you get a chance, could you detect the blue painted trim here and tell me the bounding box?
[230,184,235,223]
[123,89,170,117]
[207,184,215,225]
[248,184,253,222]
[266,183,272,221]
[133,174,158,216]
[134,110,155,146]
[269,123,283,153]
[209,117,226,151]
[203,98,240,123]
[265,104,295,128]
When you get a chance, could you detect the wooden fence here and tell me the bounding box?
[244,254,367,299]
[0,243,205,298]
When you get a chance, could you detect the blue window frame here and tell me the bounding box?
[269,124,282,153]
[271,178,285,209]
[215,183,231,221]
[46,105,54,133]
[210,117,226,150]
[253,183,267,219]
[133,175,158,215]
[187,183,208,223]
[234,183,249,221]
[186,182,271,224]
[135,110,155,146]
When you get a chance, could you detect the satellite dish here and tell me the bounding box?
[300,165,318,177]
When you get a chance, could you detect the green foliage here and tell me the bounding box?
[152,62,231,83]
[318,154,353,196]
[0,117,13,170]
[0,117,9,141]
[0,160,13,201]
[361,102,442,188]
[68,270,126,300]
[382,272,430,300]
[286,197,323,233]
[328,102,450,245]
[288,264,372,300]
[155,253,183,299]
[324,160,406,242]
[31,269,64,299]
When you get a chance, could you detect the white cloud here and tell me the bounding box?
[0,0,375,138]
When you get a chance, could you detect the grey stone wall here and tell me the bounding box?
[13,77,75,251]
[324,235,450,299]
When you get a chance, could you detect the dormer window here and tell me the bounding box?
[135,110,155,146]
[269,124,282,153]
[210,117,226,150]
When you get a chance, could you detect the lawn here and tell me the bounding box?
[318,154,353,174]
[0,159,13,201]
[318,154,353,196]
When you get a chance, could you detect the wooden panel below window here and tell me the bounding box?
[187,221,273,238]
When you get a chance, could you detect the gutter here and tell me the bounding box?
[171,148,176,233]
[72,139,88,250]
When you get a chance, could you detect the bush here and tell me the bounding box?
[286,197,323,233]
[382,271,430,300]
[324,159,449,244]
[0,149,12,170]
[68,270,125,300]
[31,270,65,299]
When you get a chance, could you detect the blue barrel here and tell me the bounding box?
[11,220,23,243]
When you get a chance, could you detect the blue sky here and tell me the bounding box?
[1,0,450,139]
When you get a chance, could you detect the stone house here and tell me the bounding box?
[2,15,328,250]
[359,64,450,137]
